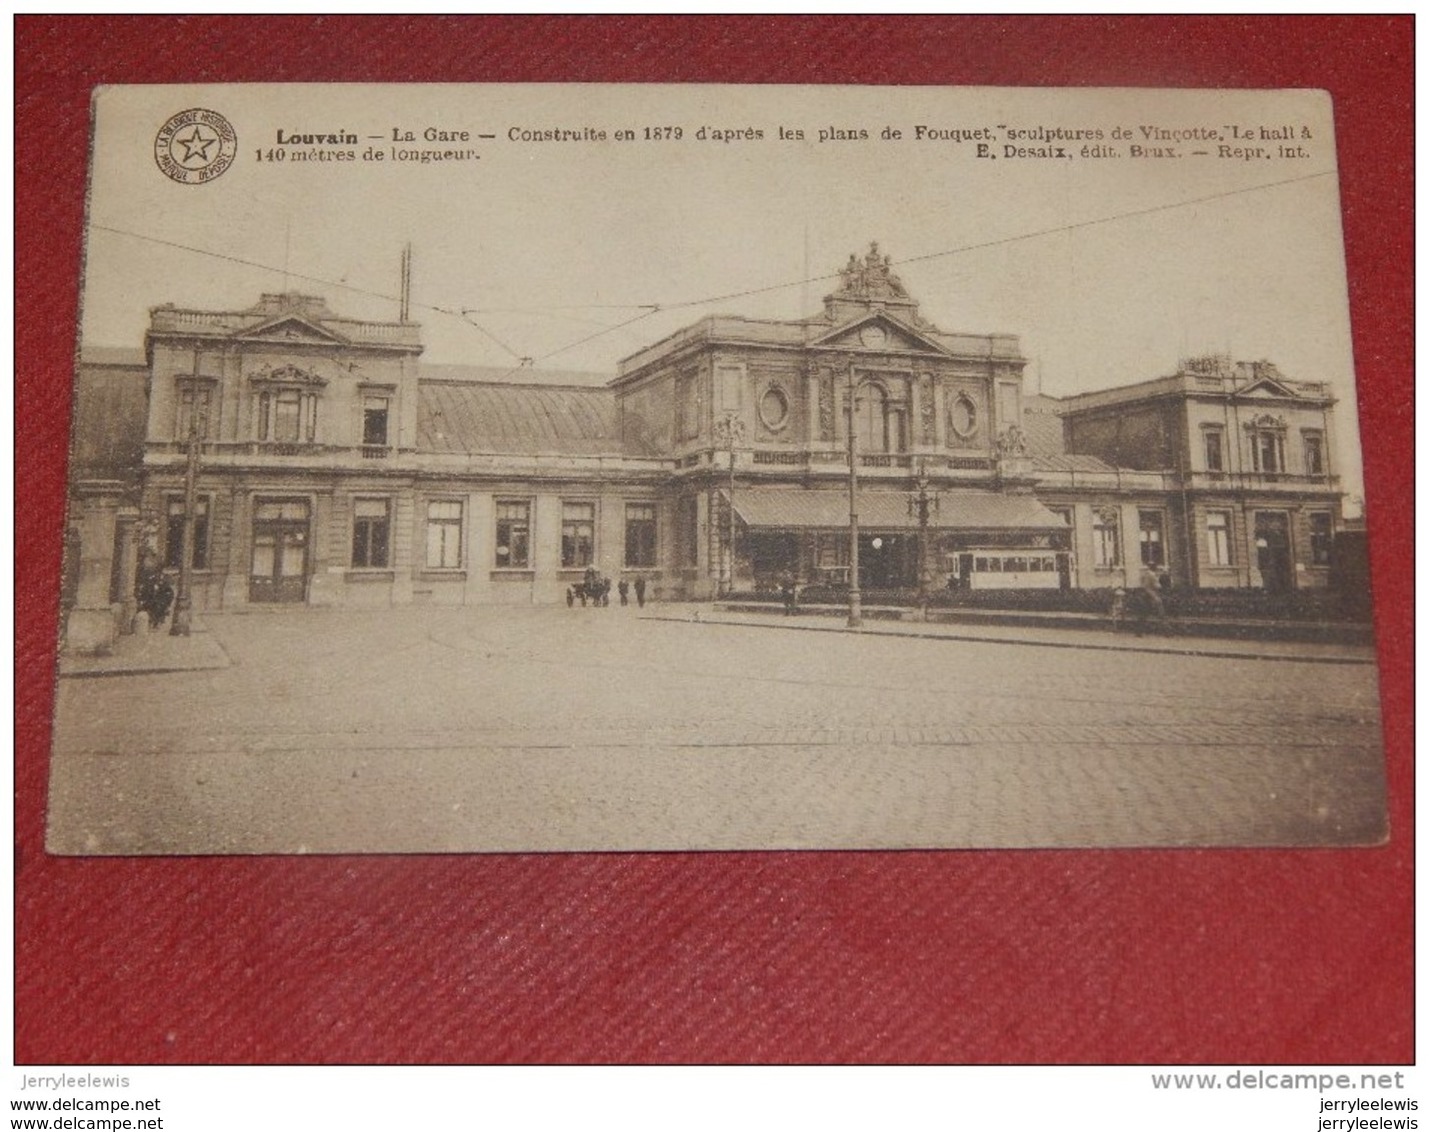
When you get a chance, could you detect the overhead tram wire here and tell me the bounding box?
[465,167,1336,366]
[639,168,1337,315]
[93,169,1333,366]
[91,223,653,365]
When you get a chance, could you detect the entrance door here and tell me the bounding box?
[1254,511,1293,593]
[748,531,799,590]
[858,533,909,590]
[1056,552,1072,591]
[957,552,975,592]
[250,499,311,603]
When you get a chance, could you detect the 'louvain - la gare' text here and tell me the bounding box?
[275,128,476,144]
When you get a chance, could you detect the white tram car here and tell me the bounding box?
[950,550,1066,591]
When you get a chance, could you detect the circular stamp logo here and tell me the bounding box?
[154,108,237,185]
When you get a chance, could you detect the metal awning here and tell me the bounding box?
[730,487,1066,531]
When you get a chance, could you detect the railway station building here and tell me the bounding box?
[62,246,1346,646]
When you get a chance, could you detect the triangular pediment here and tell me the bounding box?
[1233,377,1301,400]
[237,315,349,345]
[810,313,948,356]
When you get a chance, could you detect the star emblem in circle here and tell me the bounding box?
[176,126,217,165]
[154,108,237,185]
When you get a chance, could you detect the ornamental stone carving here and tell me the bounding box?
[818,370,835,440]
[247,362,327,387]
[834,242,910,301]
[918,373,936,444]
[995,424,1027,455]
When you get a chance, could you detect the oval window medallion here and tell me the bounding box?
[950,394,978,438]
[759,386,790,431]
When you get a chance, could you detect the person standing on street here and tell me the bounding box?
[1137,563,1168,634]
[618,578,629,606]
[634,576,647,607]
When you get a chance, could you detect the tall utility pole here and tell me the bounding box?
[907,457,940,622]
[169,405,204,637]
[713,409,745,597]
[846,366,861,628]
[399,242,412,322]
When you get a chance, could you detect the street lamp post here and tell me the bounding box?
[713,410,746,598]
[169,408,205,637]
[907,457,940,622]
[846,366,861,628]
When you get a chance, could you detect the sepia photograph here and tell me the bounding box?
[47,82,1388,855]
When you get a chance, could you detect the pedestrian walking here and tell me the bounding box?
[1135,564,1168,634]
[634,576,647,607]
[618,579,629,606]
[135,553,174,629]
[1108,587,1127,632]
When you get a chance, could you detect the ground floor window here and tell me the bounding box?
[426,500,463,569]
[625,502,657,568]
[1308,511,1333,566]
[562,501,596,568]
[1138,510,1165,568]
[678,496,699,567]
[164,495,211,571]
[1206,511,1233,566]
[495,500,530,568]
[352,498,391,568]
[1093,509,1120,568]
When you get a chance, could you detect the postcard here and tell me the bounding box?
[49,83,1384,853]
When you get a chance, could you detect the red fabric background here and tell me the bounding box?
[15,16,1413,1065]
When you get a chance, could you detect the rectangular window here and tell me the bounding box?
[164,496,210,570]
[494,500,530,568]
[274,390,302,443]
[351,498,391,568]
[997,382,1020,432]
[177,385,211,440]
[1309,512,1333,566]
[425,500,463,569]
[1254,429,1284,473]
[1092,512,1120,568]
[561,501,596,568]
[1207,511,1233,566]
[1303,431,1325,476]
[625,502,657,568]
[362,396,389,449]
[677,372,703,441]
[680,496,701,566]
[1203,427,1224,472]
[1138,510,1165,568]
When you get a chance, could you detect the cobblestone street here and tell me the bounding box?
[48,606,1386,853]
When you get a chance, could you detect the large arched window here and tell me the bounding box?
[855,381,905,453]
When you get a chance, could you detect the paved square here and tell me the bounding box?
[48,607,1386,852]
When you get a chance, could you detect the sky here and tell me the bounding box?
[80,84,1363,502]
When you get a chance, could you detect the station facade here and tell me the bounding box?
[63,246,1346,645]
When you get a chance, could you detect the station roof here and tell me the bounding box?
[1022,394,1116,474]
[418,380,659,457]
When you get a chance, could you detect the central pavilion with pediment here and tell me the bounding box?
[612,241,1067,597]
